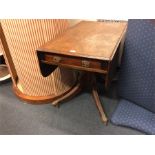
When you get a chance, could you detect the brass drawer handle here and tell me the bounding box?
[81,60,90,68]
[53,56,61,63]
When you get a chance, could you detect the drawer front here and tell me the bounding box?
[44,54,108,73]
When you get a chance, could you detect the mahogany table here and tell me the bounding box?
[36,21,127,124]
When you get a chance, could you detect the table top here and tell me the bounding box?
[37,21,127,61]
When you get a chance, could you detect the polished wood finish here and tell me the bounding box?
[13,84,57,104]
[37,21,127,123]
[41,55,108,74]
[91,73,108,123]
[52,80,81,106]
[38,21,127,61]
[44,54,109,72]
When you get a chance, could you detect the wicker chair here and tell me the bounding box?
[0,19,79,104]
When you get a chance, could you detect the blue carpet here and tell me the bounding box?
[0,82,142,135]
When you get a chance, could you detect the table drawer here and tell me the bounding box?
[43,54,108,73]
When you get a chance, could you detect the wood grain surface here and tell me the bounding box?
[38,21,127,61]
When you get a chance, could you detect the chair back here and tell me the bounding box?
[118,19,155,112]
[0,20,76,97]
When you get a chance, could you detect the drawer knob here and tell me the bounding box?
[82,60,90,67]
[53,56,61,62]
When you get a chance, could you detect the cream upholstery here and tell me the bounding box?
[0,19,76,97]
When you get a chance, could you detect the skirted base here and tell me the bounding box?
[12,76,81,105]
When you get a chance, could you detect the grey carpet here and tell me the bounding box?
[0,81,143,135]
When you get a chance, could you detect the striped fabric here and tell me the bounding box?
[0,19,76,96]
[0,40,3,54]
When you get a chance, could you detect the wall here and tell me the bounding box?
[68,19,97,27]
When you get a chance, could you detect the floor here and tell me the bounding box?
[0,80,143,135]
